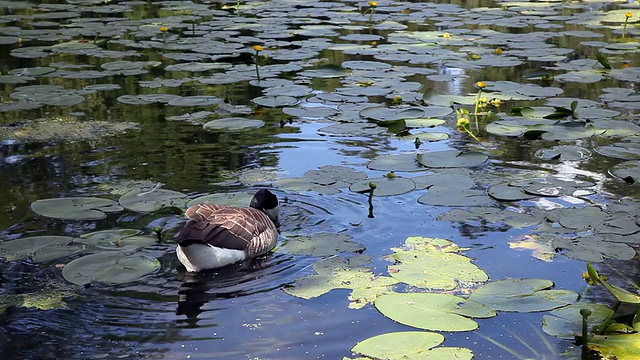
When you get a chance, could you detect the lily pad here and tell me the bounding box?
[386,237,488,290]
[375,293,496,332]
[542,303,614,339]
[186,192,254,208]
[349,177,416,196]
[203,117,264,131]
[487,184,538,201]
[62,251,160,286]
[595,143,640,160]
[468,278,578,312]
[284,255,397,309]
[610,161,640,183]
[0,236,81,262]
[534,145,592,161]
[351,331,473,360]
[360,107,425,122]
[118,187,188,212]
[418,187,495,207]
[411,173,475,190]
[277,233,365,257]
[31,197,123,220]
[417,150,488,168]
[367,153,425,172]
[77,229,157,251]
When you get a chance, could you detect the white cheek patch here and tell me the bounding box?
[264,206,279,224]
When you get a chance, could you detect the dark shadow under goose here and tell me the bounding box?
[175,189,279,272]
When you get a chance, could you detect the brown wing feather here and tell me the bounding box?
[178,203,277,254]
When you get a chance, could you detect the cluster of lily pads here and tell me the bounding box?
[279,234,590,358]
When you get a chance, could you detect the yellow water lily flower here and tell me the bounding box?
[442,32,451,38]
[494,47,503,55]
[470,54,480,60]
[368,1,377,7]
[253,45,263,52]
[160,26,169,32]
[476,81,487,89]
[456,118,470,130]
[625,12,632,18]
[490,98,501,107]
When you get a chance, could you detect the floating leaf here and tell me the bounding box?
[360,106,425,122]
[277,233,365,257]
[62,252,160,286]
[418,187,494,207]
[187,192,254,208]
[375,293,496,332]
[0,236,80,262]
[543,303,614,339]
[118,187,188,212]
[469,278,578,312]
[77,229,157,251]
[534,145,592,161]
[367,153,424,172]
[350,177,416,196]
[31,197,123,220]
[417,150,488,168]
[487,184,537,201]
[610,160,640,184]
[284,255,397,308]
[411,173,475,190]
[351,331,473,360]
[386,237,488,290]
[203,117,264,131]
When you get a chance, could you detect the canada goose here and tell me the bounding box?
[175,189,279,272]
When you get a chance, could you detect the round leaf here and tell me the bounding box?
[469,278,578,312]
[62,252,160,286]
[31,197,123,220]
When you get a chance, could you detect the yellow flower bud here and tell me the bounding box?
[442,32,451,38]
[253,45,263,52]
[476,81,487,89]
[456,118,470,129]
[370,41,378,47]
[160,26,169,32]
[471,54,480,60]
[625,12,632,18]
[368,1,377,7]
[490,98,501,107]
[494,47,503,55]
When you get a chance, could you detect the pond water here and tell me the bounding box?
[1,0,640,359]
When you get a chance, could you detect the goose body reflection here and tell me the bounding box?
[175,189,279,272]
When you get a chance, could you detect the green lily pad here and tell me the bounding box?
[31,197,123,220]
[118,187,188,212]
[542,303,614,339]
[252,95,298,107]
[468,278,578,312]
[77,229,157,251]
[186,192,254,208]
[610,160,640,183]
[350,177,416,196]
[540,122,598,141]
[534,145,592,161]
[360,106,425,122]
[0,236,81,262]
[411,173,475,190]
[203,117,264,131]
[351,331,473,360]
[317,122,387,137]
[417,150,488,168]
[595,143,640,160]
[487,184,538,201]
[62,251,160,286]
[418,187,495,207]
[386,237,488,290]
[375,293,496,332]
[367,153,425,172]
[552,235,636,263]
[284,255,397,309]
[277,233,365,257]
[485,120,529,137]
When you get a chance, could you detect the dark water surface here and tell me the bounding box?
[1,0,640,359]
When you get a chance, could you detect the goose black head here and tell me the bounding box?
[250,189,279,225]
